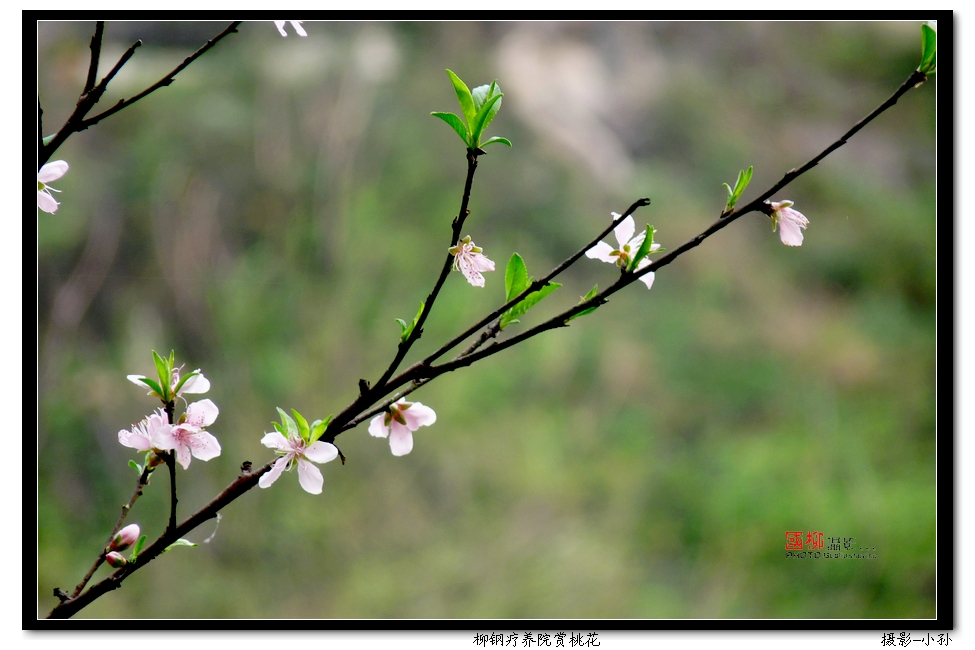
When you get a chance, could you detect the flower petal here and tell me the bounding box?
[188,430,222,462]
[401,401,436,429]
[614,216,635,248]
[174,441,192,469]
[151,424,178,451]
[259,456,290,488]
[472,254,495,272]
[638,271,655,289]
[297,459,324,494]
[585,241,617,264]
[388,427,414,456]
[38,160,69,183]
[261,431,289,450]
[304,441,339,464]
[273,21,288,36]
[118,428,152,451]
[185,399,219,427]
[37,191,59,213]
[291,21,307,37]
[179,372,210,394]
[368,414,389,438]
[777,214,805,246]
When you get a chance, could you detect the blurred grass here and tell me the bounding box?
[37,21,936,619]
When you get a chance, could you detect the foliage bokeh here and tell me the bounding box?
[37,21,936,619]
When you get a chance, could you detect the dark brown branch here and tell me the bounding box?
[362,68,931,395]
[323,150,481,440]
[80,21,242,130]
[39,21,241,168]
[83,22,105,96]
[70,463,154,598]
[48,460,273,619]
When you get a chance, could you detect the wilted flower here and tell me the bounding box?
[274,21,307,37]
[37,160,69,213]
[585,213,660,289]
[768,200,809,246]
[259,429,339,495]
[449,235,495,287]
[118,408,170,452]
[368,399,437,456]
[153,399,222,469]
[109,524,140,552]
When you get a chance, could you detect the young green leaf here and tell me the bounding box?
[395,318,409,338]
[292,409,311,442]
[131,535,147,558]
[500,282,561,330]
[152,350,170,397]
[505,253,530,302]
[128,460,142,474]
[919,22,937,74]
[172,369,199,395]
[470,93,503,147]
[42,134,55,146]
[568,285,600,321]
[431,111,470,146]
[445,69,476,126]
[480,136,512,148]
[627,225,656,272]
[133,376,164,398]
[471,81,499,112]
[162,538,198,553]
[309,415,332,444]
[276,407,299,438]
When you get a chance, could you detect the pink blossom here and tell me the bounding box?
[127,366,210,399]
[368,399,437,456]
[110,524,140,552]
[768,200,809,246]
[274,21,307,37]
[118,408,169,452]
[152,399,222,469]
[259,430,338,494]
[449,236,495,287]
[37,160,69,213]
[105,551,127,568]
[585,213,660,289]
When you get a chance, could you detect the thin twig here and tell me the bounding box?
[70,463,154,598]
[83,22,105,96]
[48,461,273,619]
[39,21,241,168]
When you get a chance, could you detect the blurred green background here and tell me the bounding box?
[36,21,936,619]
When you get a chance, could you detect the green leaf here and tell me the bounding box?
[724,166,753,212]
[134,376,163,397]
[128,460,142,474]
[310,415,332,444]
[277,407,299,438]
[131,535,147,558]
[272,421,285,435]
[504,253,530,302]
[723,182,733,198]
[152,350,170,398]
[501,281,561,329]
[42,134,55,146]
[395,318,409,337]
[919,22,937,74]
[568,285,600,321]
[163,538,198,553]
[471,81,499,112]
[627,225,656,272]
[292,409,310,442]
[431,111,470,146]
[470,93,503,147]
[172,369,199,395]
[480,136,512,148]
[445,69,476,126]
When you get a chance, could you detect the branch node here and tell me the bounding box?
[358,379,370,395]
[240,461,253,474]
[53,588,70,603]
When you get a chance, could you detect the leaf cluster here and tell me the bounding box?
[432,70,512,151]
[499,253,560,330]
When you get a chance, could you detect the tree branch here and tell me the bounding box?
[83,22,105,96]
[47,460,272,619]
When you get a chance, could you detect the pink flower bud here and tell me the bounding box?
[105,551,127,568]
[110,524,140,551]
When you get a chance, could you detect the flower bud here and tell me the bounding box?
[105,551,127,568]
[110,524,141,552]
